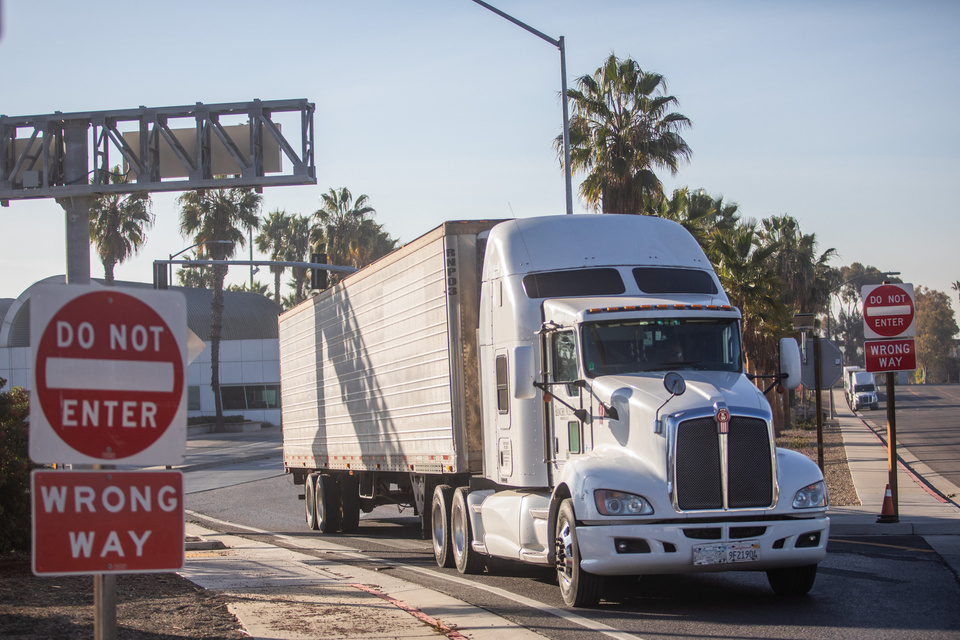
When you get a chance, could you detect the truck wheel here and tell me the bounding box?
[431,485,455,568]
[767,564,818,596]
[339,474,361,533]
[304,473,319,531]
[555,499,602,607]
[316,474,341,534]
[451,487,484,574]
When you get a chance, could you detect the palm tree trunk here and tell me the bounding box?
[104,259,115,286]
[210,264,228,432]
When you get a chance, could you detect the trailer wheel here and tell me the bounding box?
[451,487,484,574]
[431,485,455,568]
[316,474,341,533]
[339,474,361,533]
[304,473,319,531]
[555,499,601,607]
[767,564,818,596]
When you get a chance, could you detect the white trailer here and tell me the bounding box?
[279,215,830,607]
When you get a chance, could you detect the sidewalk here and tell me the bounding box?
[827,387,960,575]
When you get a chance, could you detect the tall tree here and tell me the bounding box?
[710,221,786,377]
[559,54,692,214]
[914,286,959,384]
[757,215,837,323]
[88,168,154,285]
[312,188,397,286]
[286,214,313,305]
[178,186,262,432]
[175,249,216,289]
[256,209,292,302]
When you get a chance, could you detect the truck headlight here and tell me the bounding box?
[595,490,653,516]
[793,481,828,509]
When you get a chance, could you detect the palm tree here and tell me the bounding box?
[175,249,216,289]
[256,209,292,302]
[558,54,692,214]
[644,187,739,252]
[312,188,397,286]
[757,215,836,319]
[89,167,154,285]
[178,186,262,432]
[286,214,313,305]
[952,280,960,306]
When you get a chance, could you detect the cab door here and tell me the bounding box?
[547,330,587,472]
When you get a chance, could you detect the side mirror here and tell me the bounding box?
[778,337,802,391]
[663,371,686,396]
[511,345,536,399]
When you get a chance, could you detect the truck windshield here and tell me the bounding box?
[580,318,742,377]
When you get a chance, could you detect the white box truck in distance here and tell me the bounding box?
[279,215,829,607]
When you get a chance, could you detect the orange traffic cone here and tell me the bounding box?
[876,484,898,523]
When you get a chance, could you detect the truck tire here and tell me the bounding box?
[339,474,361,533]
[431,485,455,568]
[316,474,341,534]
[767,564,818,596]
[304,473,319,531]
[451,487,484,575]
[555,499,602,607]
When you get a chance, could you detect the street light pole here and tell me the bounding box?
[470,0,573,215]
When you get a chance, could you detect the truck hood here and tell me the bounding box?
[590,370,770,424]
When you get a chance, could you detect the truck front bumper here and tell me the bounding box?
[576,515,829,576]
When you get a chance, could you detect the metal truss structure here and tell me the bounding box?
[0,98,316,202]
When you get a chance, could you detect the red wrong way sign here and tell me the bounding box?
[862,283,916,340]
[32,470,184,576]
[29,285,187,466]
[865,338,917,373]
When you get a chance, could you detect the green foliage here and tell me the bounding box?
[0,379,33,553]
[913,286,959,384]
[559,54,692,213]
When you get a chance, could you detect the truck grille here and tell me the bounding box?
[675,416,773,511]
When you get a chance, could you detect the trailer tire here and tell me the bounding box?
[452,487,484,575]
[767,564,818,596]
[304,473,319,531]
[431,485,455,568]
[339,474,361,533]
[316,474,341,534]
[555,499,602,607]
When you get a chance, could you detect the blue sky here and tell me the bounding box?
[1,0,958,322]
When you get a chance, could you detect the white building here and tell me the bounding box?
[0,276,283,426]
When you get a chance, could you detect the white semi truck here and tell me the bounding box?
[279,215,829,607]
[843,366,879,411]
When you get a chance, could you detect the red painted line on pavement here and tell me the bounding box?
[349,583,469,639]
[856,414,949,504]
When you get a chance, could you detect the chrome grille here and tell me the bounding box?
[675,416,773,511]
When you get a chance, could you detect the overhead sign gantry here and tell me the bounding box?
[1,98,316,285]
[1,98,316,200]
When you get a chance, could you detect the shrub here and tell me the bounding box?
[0,378,33,553]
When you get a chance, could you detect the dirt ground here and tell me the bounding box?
[0,421,856,639]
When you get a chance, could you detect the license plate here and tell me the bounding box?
[693,540,760,566]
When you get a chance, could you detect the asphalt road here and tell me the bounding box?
[857,383,960,492]
[185,469,960,639]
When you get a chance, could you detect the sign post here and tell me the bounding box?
[862,282,916,523]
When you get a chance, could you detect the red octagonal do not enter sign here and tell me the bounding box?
[30,286,187,466]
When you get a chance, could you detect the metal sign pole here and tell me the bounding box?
[885,374,900,520]
[814,336,824,472]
